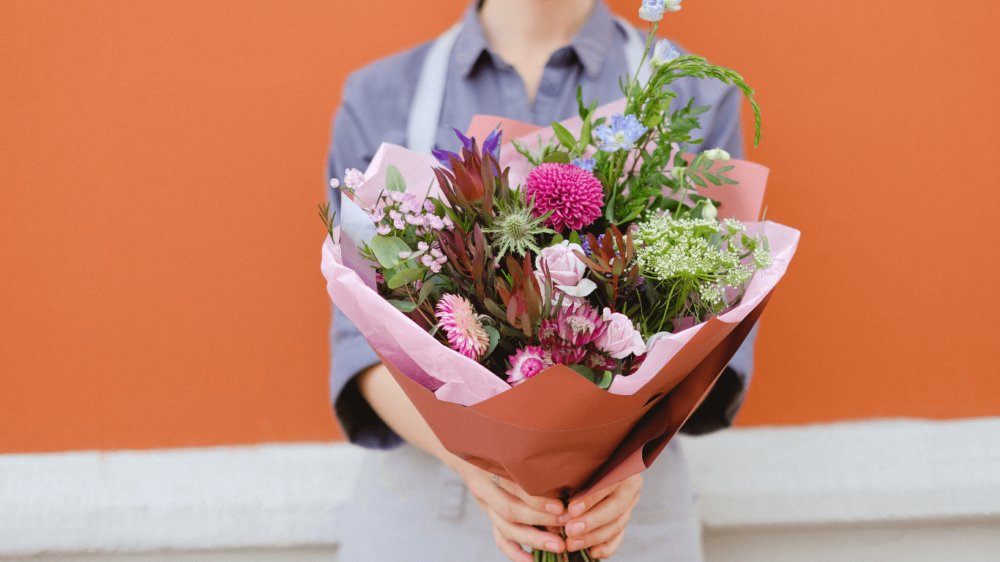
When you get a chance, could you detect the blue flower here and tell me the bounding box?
[571,157,597,172]
[432,125,503,169]
[594,114,647,152]
[639,0,665,21]
[650,39,680,66]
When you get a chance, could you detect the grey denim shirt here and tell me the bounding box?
[327,0,755,449]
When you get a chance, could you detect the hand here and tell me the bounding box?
[454,461,567,562]
[559,473,643,558]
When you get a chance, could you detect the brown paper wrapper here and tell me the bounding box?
[376,290,773,499]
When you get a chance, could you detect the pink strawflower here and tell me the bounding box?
[435,294,490,360]
[524,163,604,231]
[506,346,552,386]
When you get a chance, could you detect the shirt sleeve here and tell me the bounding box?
[326,73,403,450]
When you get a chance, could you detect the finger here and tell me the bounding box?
[497,476,565,516]
[485,505,565,553]
[567,510,631,552]
[565,481,641,538]
[493,525,534,562]
[589,527,627,560]
[562,478,628,523]
[478,479,562,527]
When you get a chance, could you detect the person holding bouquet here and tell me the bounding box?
[326,1,755,560]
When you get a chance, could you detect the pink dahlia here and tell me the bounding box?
[435,294,490,360]
[524,163,604,232]
[506,346,552,385]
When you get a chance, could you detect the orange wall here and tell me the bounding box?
[1,0,997,454]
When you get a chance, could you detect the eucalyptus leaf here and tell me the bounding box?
[597,371,613,389]
[483,326,500,360]
[568,365,597,383]
[386,165,406,192]
[369,235,410,269]
[387,299,418,313]
[387,267,425,289]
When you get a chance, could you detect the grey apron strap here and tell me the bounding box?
[407,22,463,154]
[616,16,653,88]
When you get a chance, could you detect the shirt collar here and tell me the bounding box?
[452,0,618,80]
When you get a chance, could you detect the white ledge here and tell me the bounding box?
[678,417,1000,528]
[2,417,999,556]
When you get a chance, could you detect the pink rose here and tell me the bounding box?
[534,241,597,299]
[595,308,646,359]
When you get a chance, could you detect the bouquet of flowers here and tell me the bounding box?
[321,3,799,560]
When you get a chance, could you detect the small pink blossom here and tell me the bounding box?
[377,225,391,235]
[329,178,340,188]
[506,346,553,386]
[367,208,385,222]
[375,272,385,283]
[596,308,646,359]
[428,216,445,230]
[389,210,402,220]
[398,251,412,260]
[418,241,429,251]
[430,248,443,259]
[423,200,436,213]
[443,216,454,230]
[390,191,405,202]
[344,168,365,190]
[405,214,425,226]
[421,255,434,267]
[399,201,415,213]
[429,261,442,273]
[393,218,406,230]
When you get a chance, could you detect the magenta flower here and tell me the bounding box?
[524,163,604,231]
[506,346,552,386]
[435,294,490,360]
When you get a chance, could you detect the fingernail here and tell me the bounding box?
[569,539,585,551]
[546,502,563,515]
[557,513,571,524]
[567,522,586,535]
[544,541,559,552]
[570,502,586,517]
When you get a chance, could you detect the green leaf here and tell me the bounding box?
[551,233,565,245]
[551,123,578,151]
[417,277,435,305]
[704,172,723,186]
[370,235,410,268]
[568,364,597,383]
[483,326,500,360]
[690,174,707,188]
[387,299,417,313]
[580,118,592,154]
[741,233,757,251]
[643,114,664,128]
[720,176,739,185]
[386,165,406,192]
[576,87,586,118]
[597,371,613,389]
[569,230,582,245]
[689,105,711,116]
[387,267,425,289]
[542,151,570,164]
[717,165,735,173]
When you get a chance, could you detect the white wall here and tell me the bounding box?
[2,418,998,561]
